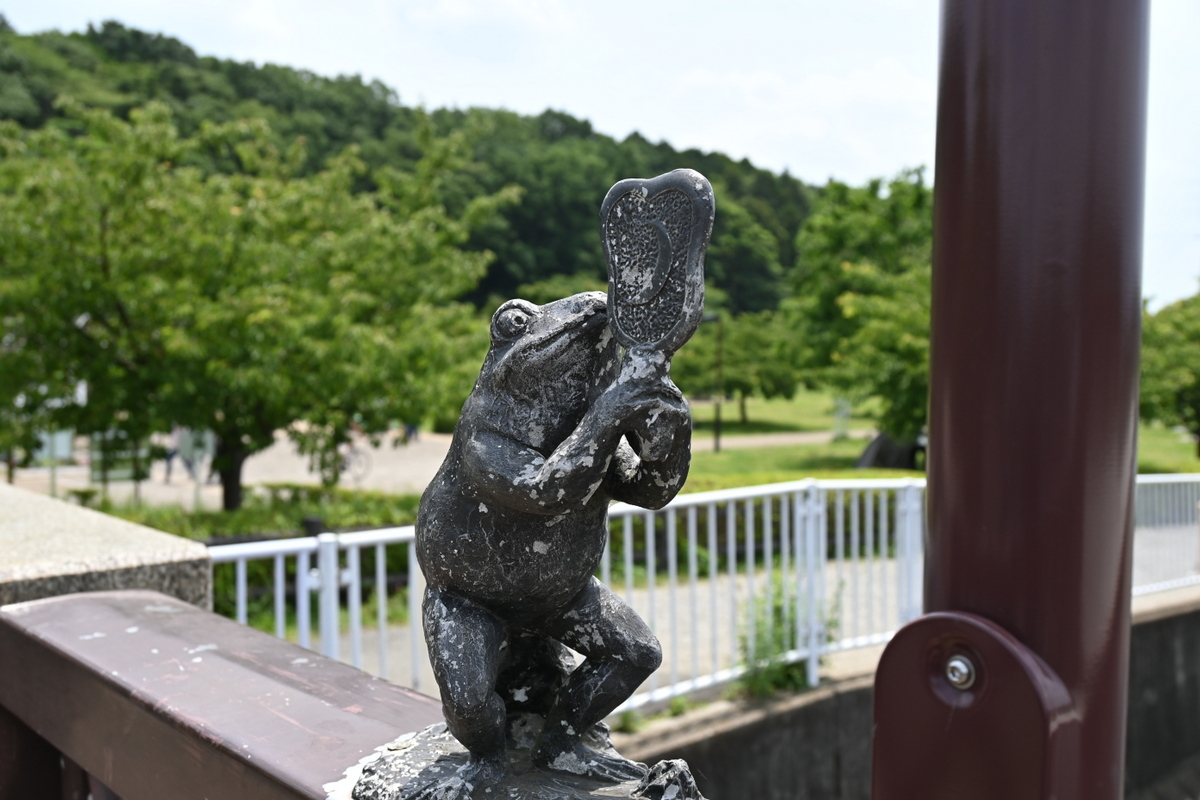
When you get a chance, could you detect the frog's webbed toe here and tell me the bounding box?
[398,758,506,800]
[534,742,649,784]
[397,775,471,800]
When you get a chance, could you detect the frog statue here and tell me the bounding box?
[353,170,714,800]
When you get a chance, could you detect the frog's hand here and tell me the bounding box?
[461,428,617,516]
[620,352,678,462]
[604,429,691,511]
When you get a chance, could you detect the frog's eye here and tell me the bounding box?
[493,306,532,340]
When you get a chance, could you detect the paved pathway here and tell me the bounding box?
[10,427,871,509]
[11,430,455,510]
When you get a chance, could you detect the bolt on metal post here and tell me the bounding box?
[945,655,976,691]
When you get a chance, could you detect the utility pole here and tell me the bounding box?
[702,313,726,453]
[714,313,724,453]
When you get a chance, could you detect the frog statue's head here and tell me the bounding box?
[474,291,620,438]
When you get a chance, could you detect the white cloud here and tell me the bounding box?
[668,59,935,182]
[406,0,576,33]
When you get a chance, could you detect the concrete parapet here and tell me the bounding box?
[1128,585,1200,797]
[617,676,873,800]
[618,584,1200,800]
[0,484,210,608]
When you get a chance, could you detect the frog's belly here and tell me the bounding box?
[417,500,609,612]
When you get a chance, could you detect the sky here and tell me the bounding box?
[5,1,1198,309]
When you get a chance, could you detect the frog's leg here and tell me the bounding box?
[496,631,574,717]
[410,588,509,798]
[529,579,661,783]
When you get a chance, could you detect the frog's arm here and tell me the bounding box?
[603,426,692,510]
[461,422,623,516]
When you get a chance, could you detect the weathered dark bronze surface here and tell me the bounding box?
[0,590,443,800]
[601,169,713,357]
[873,1,1149,798]
[348,716,695,800]
[407,172,711,800]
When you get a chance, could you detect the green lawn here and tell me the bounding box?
[113,483,420,541]
[683,438,920,493]
[682,405,1200,493]
[1138,422,1200,474]
[683,392,908,491]
[689,391,877,436]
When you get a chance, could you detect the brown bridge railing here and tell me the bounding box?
[0,590,442,800]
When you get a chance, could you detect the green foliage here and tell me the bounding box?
[786,169,932,438]
[738,573,811,698]
[107,484,421,540]
[515,272,607,306]
[827,264,931,440]
[667,696,693,717]
[672,311,800,423]
[86,20,199,65]
[1141,294,1200,457]
[791,169,931,364]
[704,197,785,314]
[613,710,644,734]
[0,101,510,508]
[0,20,811,315]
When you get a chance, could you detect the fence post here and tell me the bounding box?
[897,481,924,625]
[318,532,340,659]
[894,486,908,627]
[408,540,423,693]
[805,481,822,689]
[793,491,805,673]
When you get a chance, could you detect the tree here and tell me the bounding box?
[827,264,931,441]
[0,338,58,482]
[784,169,933,440]
[789,169,932,371]
[1141,293,1200,457]
[1,20,815,317]
[671,310,800,423]
[0,101,514,509]
[705,198,785,315]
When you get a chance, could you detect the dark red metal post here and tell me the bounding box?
[873,2,1149,798]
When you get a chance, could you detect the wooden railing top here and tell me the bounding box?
[0,590,443,799]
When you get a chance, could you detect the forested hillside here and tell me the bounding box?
[3,16,1192,485]
[0,18,810,312]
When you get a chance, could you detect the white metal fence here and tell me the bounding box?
[1132,473,1200,595]
[208,474,1200,711]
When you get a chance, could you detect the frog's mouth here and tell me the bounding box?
[523,307,610,362]
[496,302,613,388]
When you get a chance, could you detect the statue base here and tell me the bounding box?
[325,715,705,800]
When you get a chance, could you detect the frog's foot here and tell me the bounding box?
[398,758,507,800]
[632,759,703,800]
[533,741,648,784]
